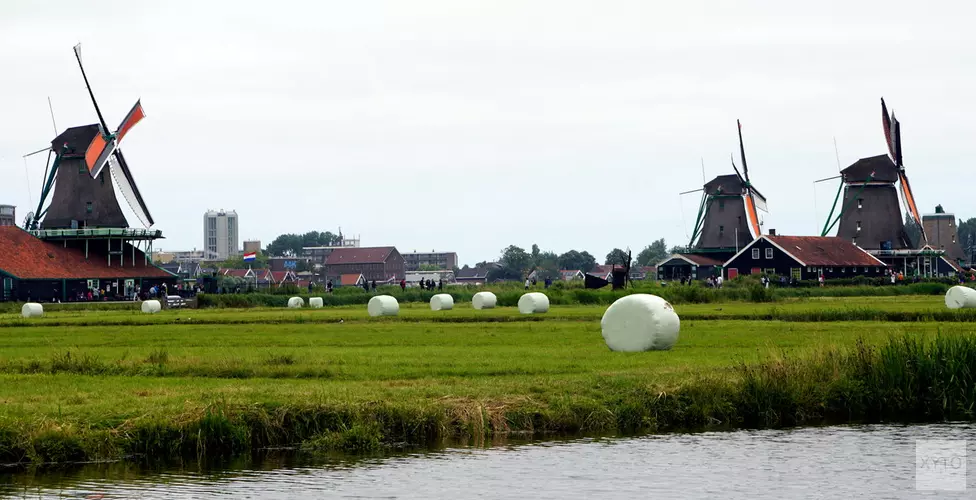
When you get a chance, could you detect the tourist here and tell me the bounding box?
[716,275,723,288]
[399,279,406,291]
[371,280,376,291]
[327,280,333,294]
[524,278,530,290]
[818,274,825,287]
[438,279,443,291]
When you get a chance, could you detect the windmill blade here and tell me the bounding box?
[742,193,762,238]
[737,119,750,182]
[881,98,897,163]
[84,131,116,178]
[74,43,110,133]
[115,100,145,144]
[751,189,768,213]
[898,171,924,239]
[680,188,704,196]
[730,154,745,184]
[109,149,154,227]
[892,114,904,168]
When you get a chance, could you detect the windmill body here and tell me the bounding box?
[43,124,129,229]
[834,154,910,250]
[695,174,763,251]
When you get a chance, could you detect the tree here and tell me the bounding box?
[605,248,631,266]
[499,245,532,279]
[557,250,597,272]
[266,231,341,257]
[669,245,688,254]
[219,253,269,269]
[531,250,561,280]
[636,239,668,266]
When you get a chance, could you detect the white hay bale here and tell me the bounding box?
[518,292,549,314]
[141,300,161,314]
[309,297,324,308]
[430,294,454,311]
[368,295,399,317]
[472,291,497,310]
[21,303,43,318]
[287,297,304,308]
[601,294,680,352]
[945,286,976,309]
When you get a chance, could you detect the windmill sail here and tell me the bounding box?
[737,120,763,238]
[882,101,925,243]
[108,150,154,227]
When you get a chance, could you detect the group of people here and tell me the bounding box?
[523,276,553,290]
[417,278,443,291]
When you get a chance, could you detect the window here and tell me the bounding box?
[952,235,956,243]
[79,163,86,174]
[85,202,93,214]
[791,268,801,280]
[752,248,760,259]
[841,267,845,273]
[765,248,773,259]
[857,198,863,209]
[864,267,869,273]
[719,200,725,209]
[765,268,776,275]
[856,221,862,232]
[719,225,725,234]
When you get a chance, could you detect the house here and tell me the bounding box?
[923,205,968,266]
[629,266,656,281]
[323,247,405,282]
[587,265,615,281]
[263,270,299,287]
[656,254,725,281]
[0,226,175,302]
[455,266,491,284]
[559,269,585,281]
[339,273,366,287]
[403,251,458,271]
[723,234,887,280]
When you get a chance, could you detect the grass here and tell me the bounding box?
[0,295,973,467]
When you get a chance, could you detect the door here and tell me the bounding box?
[727,269,738,280]
[791,268,801,281]
[751,267,761,275]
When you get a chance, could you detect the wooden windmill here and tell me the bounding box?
[25,44,153,231]
[682,120,768,252]
[818,98,925,250]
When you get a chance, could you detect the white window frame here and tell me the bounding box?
[752,248,760,260]
[765,248,773,259]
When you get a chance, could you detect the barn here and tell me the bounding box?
[723,234,886,280]
[656,253,725,281]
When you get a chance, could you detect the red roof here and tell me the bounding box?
[268,271,294,283]
[0,226,173,280]
[325,247,396,265]
[765,235,886,267]
[678,254,725,266]
[340,273,364,286]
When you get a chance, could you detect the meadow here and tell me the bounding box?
[0,294,974,466]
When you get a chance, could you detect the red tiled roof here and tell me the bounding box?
[340,273,364,286]
[325,247,396,265]
[0,226,173,280]
[766,235,886,267]
[679,254,725,266]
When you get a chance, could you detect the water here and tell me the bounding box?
[4,423,976,499]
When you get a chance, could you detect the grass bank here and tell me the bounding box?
[0,306,974,466]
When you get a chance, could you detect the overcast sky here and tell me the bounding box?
[2,1,974,265]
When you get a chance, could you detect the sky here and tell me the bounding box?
[2,0,975,266]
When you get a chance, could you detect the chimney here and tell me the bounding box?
[768,229,776,236]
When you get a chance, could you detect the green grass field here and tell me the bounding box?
[0,295,973,465]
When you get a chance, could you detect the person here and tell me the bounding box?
[400,279,406,291]
[437,279,443,291]
[362,281,369,292]
[531,277,537,286]
[327,280,334,294]
[371,280,376,291]
[544,277,552,289]
[818,274,825,287]
[308,281,313,293]
[716,275,723,288]
[524,278,530,290]
[779,275,786,287]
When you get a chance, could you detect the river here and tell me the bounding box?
[3,423,974,498]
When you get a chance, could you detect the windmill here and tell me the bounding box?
[25,43,153,231]
[682,120,768,253]
[817,98,924,250]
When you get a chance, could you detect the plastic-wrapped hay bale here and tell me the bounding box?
[309,297,324,308]
[287,297,304,308]
[472,291,497,310]
[141,300,162,314]
[945,286,976,309]
[430,294,454,311]
[518,292,549,314]
[21,303,43,318]
[368,295,399,317]
[601,294,680,352]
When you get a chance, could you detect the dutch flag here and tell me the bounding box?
[243,252,257,262]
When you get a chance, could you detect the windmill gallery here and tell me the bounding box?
[0,46,970,303]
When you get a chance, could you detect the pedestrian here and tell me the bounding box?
[327,280,333,294]
[438,279,443,291]
[399,279,406,291]
[371,280,376,291]
[716,275,723,288]
[524,278,530,290]
[544,277,551,289]
[818,274,825,287]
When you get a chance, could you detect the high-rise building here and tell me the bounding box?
[0,205,15,227]
[403,250,458,271]
[203,210,239,260]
